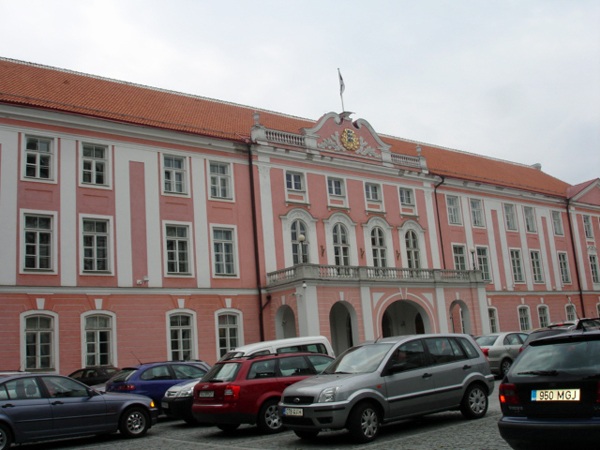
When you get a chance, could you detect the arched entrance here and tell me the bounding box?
[449,300,472,335]
[329,301,358,355]
[381,300,431,337]
[275,305,297,339]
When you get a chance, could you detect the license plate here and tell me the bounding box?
[161,402,169,409]
[198,390,214,398]
[283,407,303,417]
[531,389,580,401]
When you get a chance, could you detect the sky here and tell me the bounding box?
[1,0,599,186]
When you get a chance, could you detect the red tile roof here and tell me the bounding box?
[0,58,571,197]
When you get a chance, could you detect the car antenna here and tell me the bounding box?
[131,351,142,364]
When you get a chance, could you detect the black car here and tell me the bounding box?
[498,329,600,450]
[68,366,120,386]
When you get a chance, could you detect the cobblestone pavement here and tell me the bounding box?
[18,383,511,450]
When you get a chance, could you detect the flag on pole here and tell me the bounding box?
[338,68,345,95]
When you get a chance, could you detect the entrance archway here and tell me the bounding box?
[381,300,431,337]
[329,301,358,355]
[449,300,471,335]
[275,305,297,339]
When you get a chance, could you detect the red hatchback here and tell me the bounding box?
[192,352,333,433]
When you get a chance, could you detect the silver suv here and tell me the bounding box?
[279,334,494,443]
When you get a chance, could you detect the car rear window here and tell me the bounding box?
[202,362,240,382]
[475,335,498,346]
[514,338,600,374]
[109,368,137,382]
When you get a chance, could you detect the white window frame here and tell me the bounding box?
[446,195,462,225]
[558,252,572,284]
[20,210,58,274]
[327,177,345,198]
[590,254,600,284]
[476,246,491,281]
[81,310,117,367]
[333,223,351,267]
[371,227,387,268]
[510,248,525,283]
[470,199,485,227]
[518,306,531,331]
[566,304,577,322]
[583,215,594,239]
[537,305,550,328]
[285,171,305,192]
[523,206,537,233]
[405,230,420,269]
[530,250,544,283]
[215,309,244,360]
[22,135,57,183]
[210,225,239,278]
[399,188,415,206]
[163,221,195,277]
[21,310,59,373]
[80,215,114,275]
[504,203,517,231]
[488,308,498,333]
[80,142,111,189]
[209,161,234,201]
[365,182,381,202]
[166,309,198,361]
[162,154,190,196]
[452,244,467,271]
[291,219,309,264]
[551,211,564,236]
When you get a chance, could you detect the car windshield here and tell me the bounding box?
[201,362,240,382]
[475,335,498,346]
[513,339,600,375]
[109,368,137,383]
[324,343,393,374]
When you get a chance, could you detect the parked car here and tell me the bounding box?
[161,378,203,425]
[0,373,158,449]
[279,334,495,443]
[521,322,577,350]
[498,329,600,449]
[191,352,334,433]
[476,332,529,377]
[68,366,120,386]
[105,361,210,408]
[219,336,334,361]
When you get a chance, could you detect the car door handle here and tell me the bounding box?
[422,373,432,379]
[51,401,64,405]
[1,403,15,408]
[463,365,472,370]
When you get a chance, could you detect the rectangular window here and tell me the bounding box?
[452,245,467,271]
[327,178,344,197]
[400,188,414,206]
[590,255,599,284]
[558,252,571,284]
[538,306,549,328]
[518,307,531,331]
[488,309,498,333]
[552,211,564,236]
[218,313,239,357]
[470,199,484,227]
[365,183,380,201]
[583,215,594,239]
[82,144,108,186]
[210,162,232,199]
[82,219,109,272]
[446,196,462,225]
[476,247,491,280]
[213,228,236,275]
[523,207,537,233]
[25,315,54,370]
[170,314,193,361]
[24,215,52,270]
[566,304,576,322]
[166,225,190,274]
[504,204,517,231]
[530,250,544,283]
[510,249,524,283]
[286,172,304,191]
[24,136,53,180]
[164,155,187,194]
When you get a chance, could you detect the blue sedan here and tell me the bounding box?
[0,373,158,449]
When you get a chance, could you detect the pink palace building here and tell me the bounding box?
[0,57,599,374]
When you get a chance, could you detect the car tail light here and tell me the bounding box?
[499,383,520,404]
[223,385,240,401]
[118,384,136,391]
[481,348,489,356]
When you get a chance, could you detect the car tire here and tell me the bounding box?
[294,429,319,440]
[0,423,13,450]
[460,384,488,419]
[216,423,240,432]
[119,406,150,438]
[347,402,380,443]
[257,398,283,433]
[500,358,512,377]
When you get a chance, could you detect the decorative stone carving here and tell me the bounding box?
[318,130,380,158]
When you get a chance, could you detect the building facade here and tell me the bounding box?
[0,58,598,374]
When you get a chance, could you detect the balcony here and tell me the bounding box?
[266,263,485,288]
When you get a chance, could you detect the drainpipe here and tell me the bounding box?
[433,176,447,269]
[565,198,586,317]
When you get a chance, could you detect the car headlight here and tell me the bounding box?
[318,386,339,403]
[176,386,194,398]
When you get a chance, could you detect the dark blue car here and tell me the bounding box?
[105,361,210,408]
[0,373,158,449]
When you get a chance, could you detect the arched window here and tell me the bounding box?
[217,313,240,358]
[537,305,549,328]
[566,304,576,322]
[169,314,193,361]
[25,315,54,370]
[488,308,498,333]
[518,306,531,331]
[371,227,386,268]
[405,230,420,269]
[85,314,112,366]
[291,220,308,264]
[333,223,350,267]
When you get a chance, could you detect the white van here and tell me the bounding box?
[219,336,335,361]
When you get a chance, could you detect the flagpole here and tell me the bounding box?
[338,68,345,112]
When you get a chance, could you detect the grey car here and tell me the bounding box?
[278,334,494,443]
[476,332,529,377]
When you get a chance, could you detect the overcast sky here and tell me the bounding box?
[2,0,598,185]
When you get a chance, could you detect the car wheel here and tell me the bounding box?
[216,423,240,432]
[294,429,319,440]
[0,423,13,450]
[257,399,283,433]
[347,402,380,443]
[119,407,150,438]
[500,358,512,377]
[460,384,488,419]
